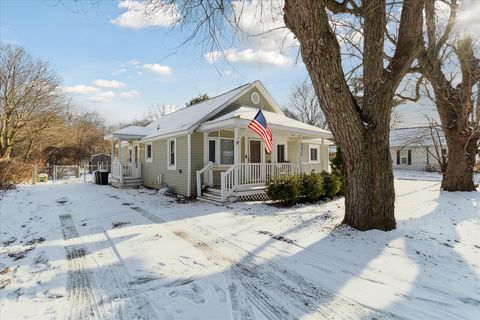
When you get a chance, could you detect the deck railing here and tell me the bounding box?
[111,161,141,183]
[196,162,214,196]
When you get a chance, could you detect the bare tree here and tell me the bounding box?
[416,0,480,191]
[141,0,424,231]
[0,44,66,161]
[283,79,327,129]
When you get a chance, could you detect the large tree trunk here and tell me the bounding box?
[283,0,423,231]
[342,128,396,230]
[442,130,477,191]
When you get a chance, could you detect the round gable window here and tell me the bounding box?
[250,92,260,105]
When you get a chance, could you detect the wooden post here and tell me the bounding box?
[299,135,303,174]
[32,166,36,185]
[234,127,239,189]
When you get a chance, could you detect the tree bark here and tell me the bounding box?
[284,0,424,231]
[442,128,477,191]
[342,127,396,230]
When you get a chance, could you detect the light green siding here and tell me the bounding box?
[190,132,204,196]
[142,135,189,196]
[210,87,277,120]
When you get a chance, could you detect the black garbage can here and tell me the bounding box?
[93,170,100,184]
[99,170,109,185]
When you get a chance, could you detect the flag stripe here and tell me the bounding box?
[248,110,273,154]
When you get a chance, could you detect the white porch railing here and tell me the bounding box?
[219,163,298,201]
[196,162,214,197]
[111,161,142,184]
[236,163,298,187]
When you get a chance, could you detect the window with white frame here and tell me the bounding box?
[145,143,153,163]
[309,145,320,163]
[167,138,176,170]
[277,144,286,163]
[220,139,234,165]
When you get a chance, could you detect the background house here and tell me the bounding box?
[105,81,333,202]
[390,126,446,171]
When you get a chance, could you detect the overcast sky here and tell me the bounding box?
[1,0,478,126]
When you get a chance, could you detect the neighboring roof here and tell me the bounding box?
[390,126,445,147]
[141,82,252,141]
[200,107,333,139]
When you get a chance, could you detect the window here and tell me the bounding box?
[209,139,217,163]
[134,146,139,163]
[145,143,153,163]
[309,145,319,163]
[167,138,176,169]
[407,149,412,165]
[277,144,286,163]
[128,148,133,163]
[396,150,400,165]
[220,139,234,164]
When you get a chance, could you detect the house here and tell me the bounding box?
[104,81,333,203]
[390,126,447,171]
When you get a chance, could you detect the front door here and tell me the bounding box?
[249,140,261,163]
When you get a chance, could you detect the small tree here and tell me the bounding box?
[188,94,209,106]
[283,79,327,129]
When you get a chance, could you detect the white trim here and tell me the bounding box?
[275,143,287,163]
[167,138,177,170]
[208,137,220,164]
[187,134,191,196]
[145,143,153,163]
[309,144,320,163]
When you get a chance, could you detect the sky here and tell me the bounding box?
[1,0,308,124]
[1,0,478,127]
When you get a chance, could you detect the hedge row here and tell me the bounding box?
[265,171,344,205]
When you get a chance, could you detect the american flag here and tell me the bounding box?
[248,109,273,154]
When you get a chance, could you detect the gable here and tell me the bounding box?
[209,85,281,121]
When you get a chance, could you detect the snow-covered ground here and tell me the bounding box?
[0,176,479,319]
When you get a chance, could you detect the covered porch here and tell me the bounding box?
[196,107,333,202]
[104,126,149,188]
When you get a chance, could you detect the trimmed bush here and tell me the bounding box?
[302,172,324,203]
[265,175,302,205]
[320,171,342,199]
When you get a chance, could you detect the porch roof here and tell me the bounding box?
[198,107,333,139]
[104,126,151,141]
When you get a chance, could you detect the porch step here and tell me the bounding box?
[110,178,143,189]
[204,187,222,196]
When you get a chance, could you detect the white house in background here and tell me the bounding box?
[390,126,447,171]
[105,80,333,203]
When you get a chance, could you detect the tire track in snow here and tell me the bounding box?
[128,204,390,320]
[60,214,158,320]
[87,226,159,320]
[59,214,102,320]
[128,206,256,320]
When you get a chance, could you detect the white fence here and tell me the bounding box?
[32,164,110,184]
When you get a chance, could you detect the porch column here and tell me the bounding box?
[234,127,240,188]
[110,141,115,163]
[203,131,209,165]
[117,138,122,164]
[299,135,303,173]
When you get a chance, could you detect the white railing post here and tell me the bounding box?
[221,172,226,201]
[208,165,213,186]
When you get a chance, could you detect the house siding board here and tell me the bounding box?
[142,135,189,195]
[190,132,204,196]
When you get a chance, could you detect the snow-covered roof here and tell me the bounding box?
[200,107,333,139]
[390,126,446,147]
[105,125,152,140]
[141,83,252,141]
